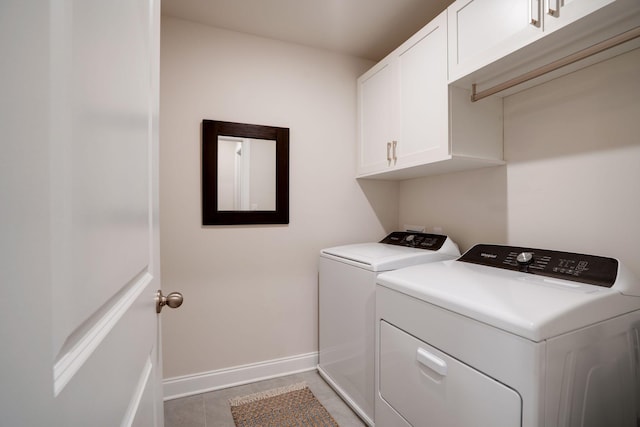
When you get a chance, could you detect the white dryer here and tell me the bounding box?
[375,244,640,427]
[318,231,460,426]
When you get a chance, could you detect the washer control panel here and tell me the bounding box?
[380,231,447,251]
[458,244,619,287]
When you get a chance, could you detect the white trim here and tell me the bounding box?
[53,273,153,396]
[163,352,318,401]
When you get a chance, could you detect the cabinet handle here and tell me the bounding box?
[530,0,541,27]
[548,0,559,16]
[417,348,447,376]
[386,142,392,164]
[392,140,397,163]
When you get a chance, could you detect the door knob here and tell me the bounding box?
[156,290,184,313]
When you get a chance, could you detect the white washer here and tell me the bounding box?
[375,244,640,427]
[318,232,460,426]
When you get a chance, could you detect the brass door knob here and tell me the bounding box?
[156,290,184,313]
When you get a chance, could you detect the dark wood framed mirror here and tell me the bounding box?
[202,120,289,225]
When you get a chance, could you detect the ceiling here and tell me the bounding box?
[160,0,453,61]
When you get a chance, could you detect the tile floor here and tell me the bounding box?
[164,370,367,427]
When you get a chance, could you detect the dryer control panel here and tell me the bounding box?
[458,244,618,288]
[380,232,447,251]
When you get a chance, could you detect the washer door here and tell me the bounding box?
[379,321,522,427]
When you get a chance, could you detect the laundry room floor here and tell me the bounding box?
[164,370,367,426]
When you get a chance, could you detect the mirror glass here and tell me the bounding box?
[202,120,289,225]
[217,136,276,211]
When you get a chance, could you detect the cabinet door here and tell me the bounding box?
[396,10,450,168]
[543,0,615,33]
[448,0,544,82]
[357,59,395,176]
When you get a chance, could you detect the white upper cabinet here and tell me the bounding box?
[358,59,395,175]
[395,15,450,172]
[448,0,640,93]
[448,0,545,82]
[357,0,639,180]
[357,10,504,180]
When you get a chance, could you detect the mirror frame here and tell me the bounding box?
[202,120,289,225]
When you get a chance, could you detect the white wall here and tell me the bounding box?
[400,48,640,278]
[160,16,398,380]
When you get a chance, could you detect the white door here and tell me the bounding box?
[0,1,174,425]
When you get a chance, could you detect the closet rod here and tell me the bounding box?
[471,26,640,102]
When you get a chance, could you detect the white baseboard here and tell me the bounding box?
[163,352,318,401]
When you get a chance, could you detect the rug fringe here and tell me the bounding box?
[228,382,308,407]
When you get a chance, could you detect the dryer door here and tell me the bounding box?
[379,320,522,426]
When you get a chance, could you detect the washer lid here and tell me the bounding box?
[321,241,458,272]
[377,259,640,342]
